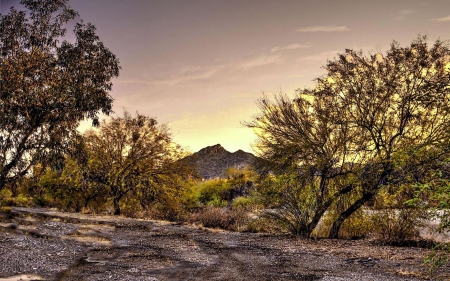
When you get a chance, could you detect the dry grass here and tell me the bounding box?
[188,207,249,231]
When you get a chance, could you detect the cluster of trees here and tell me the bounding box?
[0,0,190,218]
[247,36,450,238]
[31,112,191,217]
[1,1,449,249]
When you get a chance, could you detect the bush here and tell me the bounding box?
[0,189,14,206]
[196,179,234,206]
[371,208,429,241]
[245,215,283,233]
[188,207,249,231]
[121,197,145,218]
[231,196,261,211]
[15,194,32,207]
[265,183,318,237]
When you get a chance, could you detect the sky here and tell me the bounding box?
[2,0,450,153]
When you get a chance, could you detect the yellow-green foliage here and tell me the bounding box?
[255,174,285,208]
[231,196,260,210]
[0,189,13,206]
[193,179,233,207]
[0,188,32,207]
[120,197,144,218]
[15,194,31,207]
[181,180,202,209]
[36,168,85,212]
[339,208,374,239]
[0,189,13,200]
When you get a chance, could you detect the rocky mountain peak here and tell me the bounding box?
[197,144,228,156]
[182,144,257,179]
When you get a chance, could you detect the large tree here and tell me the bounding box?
[80,112,186,215]
[0,0,120,191]
[249,36,450,238]
[247,94,359,237]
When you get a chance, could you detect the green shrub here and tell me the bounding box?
[192,179,235,206]
[265,182,318,237]
[0,189,14,206]
[15,194,31,207]
[231,196,261,211]
[121,197,144,218]
[0,189,13,200]
[423,243,450,280]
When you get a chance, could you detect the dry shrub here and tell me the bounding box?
[245,215,283,233]
[145,202,187,222]
[264,183,318,237]
[311,207,428,240]
[188,207,249,231]
[370,208,429,241]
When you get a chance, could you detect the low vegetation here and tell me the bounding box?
[1,0,449,276]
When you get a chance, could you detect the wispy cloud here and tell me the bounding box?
[271,42,313,53]
[430,15,450,22]
[295,25,349,33]
[297,50,341,63]
[116,65,224,86]
[395,9,417,21]
[237,55,283,70]
[116,54,284,86]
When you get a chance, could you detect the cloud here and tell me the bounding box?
[115,53,284,88]
[297,50,341,63]
[295,25,349,33]
[115,65,224,86]
[430,15,450,22]
[271,42,313,53]
[236,55,283,70]
[395,9,417,21]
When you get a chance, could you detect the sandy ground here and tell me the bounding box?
[0,207,449,281]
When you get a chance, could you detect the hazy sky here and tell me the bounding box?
[2,0,450,153]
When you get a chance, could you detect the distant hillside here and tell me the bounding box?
[182,144,257,179]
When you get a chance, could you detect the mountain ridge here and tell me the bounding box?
[182,144,257,179]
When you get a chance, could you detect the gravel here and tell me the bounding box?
[0,207,447,281]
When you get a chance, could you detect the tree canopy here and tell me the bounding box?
[247,36,450,238]
[78,112,186,215]
[0,0,120,191]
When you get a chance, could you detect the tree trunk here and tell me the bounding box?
[328,169,392,239]
[84,198,90,209]
[0,174,6,192]
[113,195,122,215]
[328,191,375,239]
[306,184,355,235]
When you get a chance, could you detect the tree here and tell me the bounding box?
[247,94,359,237]
[80,112,186,215]
[248,36,450,238]
[38,157,108,211]
[0,0,120,191]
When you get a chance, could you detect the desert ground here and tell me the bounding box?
[0,207,448,281]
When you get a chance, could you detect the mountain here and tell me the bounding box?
[182,144,257,179]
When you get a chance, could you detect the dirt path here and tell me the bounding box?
[0,207,448,281]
